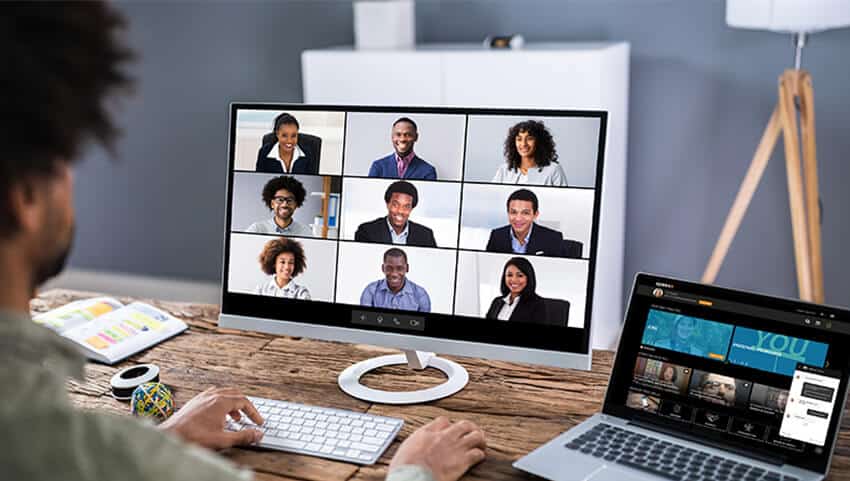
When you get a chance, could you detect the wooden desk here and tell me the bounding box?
[37,290,850,480]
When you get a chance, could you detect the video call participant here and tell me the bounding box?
[485,189,565,257]
[255,237,311,299]
[355,181,437,247]
[245,176,312,236]
[255,113,319,174]
[492,120,568,186]
[485,257,549,324]
[0,5,486,481]
[360,248,431,312]
[368,117,437,180]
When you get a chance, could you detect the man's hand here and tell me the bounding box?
[389,417,487,481]
[159,387,264,450]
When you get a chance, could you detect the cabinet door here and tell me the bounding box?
[302,51,443,105]
[442,51,604,109]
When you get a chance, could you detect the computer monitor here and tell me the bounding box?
[220,104,607,404]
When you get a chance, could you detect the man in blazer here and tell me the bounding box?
[368,117,437,180]
[485,188,566,257]
[355,181,437,248]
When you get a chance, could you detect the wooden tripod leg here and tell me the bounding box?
[702,108,781,284]
[799,73,824,303]
[779,72,813,301]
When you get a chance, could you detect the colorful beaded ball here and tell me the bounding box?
[130,382,174,421]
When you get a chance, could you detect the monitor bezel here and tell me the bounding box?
[220,103,608,369]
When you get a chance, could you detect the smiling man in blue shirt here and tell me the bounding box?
[360,248,431,312]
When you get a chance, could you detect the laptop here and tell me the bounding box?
[515,273,850,481]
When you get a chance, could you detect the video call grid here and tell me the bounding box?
[226,108,602,323]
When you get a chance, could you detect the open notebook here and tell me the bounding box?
[34,297,188,364]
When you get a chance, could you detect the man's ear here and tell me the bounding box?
[6,177,43,237]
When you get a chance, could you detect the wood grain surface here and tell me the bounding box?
[35,289,850,480]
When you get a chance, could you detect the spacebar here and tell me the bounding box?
[615,459,678,480]
[262,436,307,450]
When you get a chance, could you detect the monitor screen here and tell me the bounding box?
[604,274,850,473]
[222,104,606,357]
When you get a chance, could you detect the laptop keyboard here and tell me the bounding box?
[565,423,798,481]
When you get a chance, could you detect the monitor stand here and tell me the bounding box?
[338,350,469,404]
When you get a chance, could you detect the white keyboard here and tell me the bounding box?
[225,396,404,465]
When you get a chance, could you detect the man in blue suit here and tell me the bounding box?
[368,117,437,180]
[485,189,567,257]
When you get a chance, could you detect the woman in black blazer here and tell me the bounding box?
[485,257,548,324]
[255,112,319,174]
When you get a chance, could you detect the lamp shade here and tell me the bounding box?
[727,0,850,33]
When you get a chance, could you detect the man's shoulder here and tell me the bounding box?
[532,223,563,239]
[247,219,274,233]
[412,156,436,175]
[406,278,428,294]
[363,278,383,293]
[413,155,435,167]
[290,220,312,236]
[490,225,511,236]
[2,405,248,481]
[358,217,386,230]
[372,153,395,167]
[408,220,434,234]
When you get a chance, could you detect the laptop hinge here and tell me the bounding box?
[628,419,785,466]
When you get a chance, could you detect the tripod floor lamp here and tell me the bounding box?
[702,0,850,303]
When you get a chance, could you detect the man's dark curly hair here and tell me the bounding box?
[262,176,306,210]
[384,181,418,207]
[503,120,559,171]
[259,237,306,277]
[0,2,134,236]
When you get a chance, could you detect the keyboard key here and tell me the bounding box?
[264,437,306,450]
[351,442,380,453]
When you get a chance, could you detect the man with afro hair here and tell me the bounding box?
[246,175,312,236]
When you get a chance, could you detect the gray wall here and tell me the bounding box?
[71,0,850,309]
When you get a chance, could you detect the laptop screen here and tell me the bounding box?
[604,273,850,473]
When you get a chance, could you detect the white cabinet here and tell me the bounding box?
[302,42,630,349]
